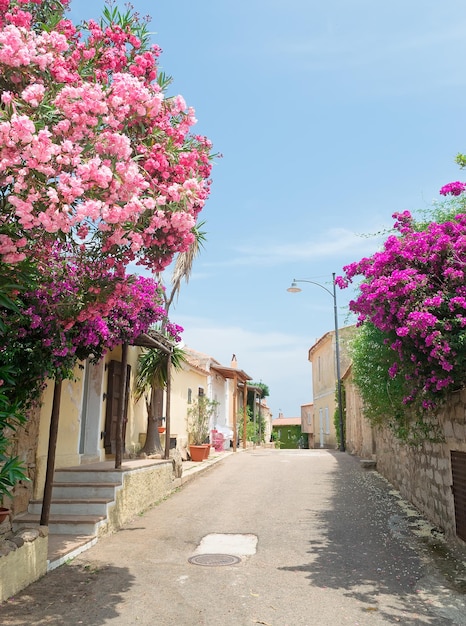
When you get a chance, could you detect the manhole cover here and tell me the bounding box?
[188,554,241,567]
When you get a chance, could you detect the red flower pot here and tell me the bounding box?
[189,445,206,462]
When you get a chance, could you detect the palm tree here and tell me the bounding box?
[134,343,186,455]
[135,220,207,455]
[161,220,206,311]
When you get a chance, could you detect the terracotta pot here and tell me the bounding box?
[158,427,166,433]
[0,507,10,523]
[189,445,206,462]
[202,444,211,459]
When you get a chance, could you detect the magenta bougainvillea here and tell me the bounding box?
[0,244,179,398]
[439,181,466,196]
[337,205,466,412]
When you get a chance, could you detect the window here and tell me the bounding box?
[325,407,330,434]
[187,388,192,404]
[307,411,311,425]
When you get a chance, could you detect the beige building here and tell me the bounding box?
[300,402,314,448]
[258,398,273,443]
[172,347,251,450]
[27,342,254,508]
[308,326,355,449]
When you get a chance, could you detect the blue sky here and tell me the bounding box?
[70,1,466,418]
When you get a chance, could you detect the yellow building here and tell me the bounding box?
[28,341,252,505]
[308,326,355,449]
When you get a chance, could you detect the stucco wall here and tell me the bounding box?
[309,326,355,449]
[310,334,337,448]
[170,366,208,444]
[35,369,85,499]
[0,527,48,603]
[373,388,466,542]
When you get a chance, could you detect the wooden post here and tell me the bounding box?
[232,374,237,452]
[243,383,248,449]
[164,351,172,460]
[115,343,128,469]
[40,378,62,527]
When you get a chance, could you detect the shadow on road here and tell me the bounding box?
[278,452,456,625]
[1,560,134,626]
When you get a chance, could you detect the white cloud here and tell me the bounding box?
[202,227,384,268]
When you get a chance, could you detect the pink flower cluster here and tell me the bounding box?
[0,1,214,272]
[337,210,466,407]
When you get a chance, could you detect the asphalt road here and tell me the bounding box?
[2,449,466,625]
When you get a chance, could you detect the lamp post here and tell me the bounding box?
[287,273,345,452]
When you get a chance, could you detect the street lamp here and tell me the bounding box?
[287,273,345,452]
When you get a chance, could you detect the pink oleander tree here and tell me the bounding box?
[0,0,215,508]
[0,0,214,385]
[337,190,466,441]
[0,0,213,272]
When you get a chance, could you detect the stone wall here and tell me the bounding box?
[106,460,174,534]
[374,388,466,542]
[10,405,41,514]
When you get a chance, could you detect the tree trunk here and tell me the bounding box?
[40,378,62,527]
[164,353,171,460]
[140,386,163,455]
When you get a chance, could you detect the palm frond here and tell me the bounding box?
[167,221,207,309]
[134,344,187,400]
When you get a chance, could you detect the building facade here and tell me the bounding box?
[308,326,354,449]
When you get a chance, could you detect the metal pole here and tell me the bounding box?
[332,273,345,452]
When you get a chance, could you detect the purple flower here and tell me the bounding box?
[439,181,466,196]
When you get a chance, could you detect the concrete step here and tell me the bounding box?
[52,482,120,499]
[54,469,123,484]
[13,512,107,536]
[28,498,113,516]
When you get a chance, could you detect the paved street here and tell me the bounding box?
[2,449,466,625]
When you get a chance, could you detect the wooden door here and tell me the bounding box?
[451,451,466,541]
[104,360,131,455]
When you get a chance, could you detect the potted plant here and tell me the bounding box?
[187,396,219,461]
